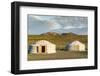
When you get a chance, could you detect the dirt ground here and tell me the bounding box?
[28,51,88,61]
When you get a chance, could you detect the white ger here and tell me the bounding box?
[66,41,86,51]
[30,40,56,54]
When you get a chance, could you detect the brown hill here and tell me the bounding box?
[41,32,60,35]
[61,32,77,36]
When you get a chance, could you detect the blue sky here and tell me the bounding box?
[27,14,88,35]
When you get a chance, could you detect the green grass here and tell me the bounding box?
[28,51,88,61]
[28,34,88,61]
[28,35,88,50]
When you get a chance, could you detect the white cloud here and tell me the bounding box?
[47,21,62,30]
[29,15,42,20]
[63,25,87,29]
[64,26,75,29]
[78,26,87,28]
[29,15,55,21]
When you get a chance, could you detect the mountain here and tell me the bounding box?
[41,32,60,35]
[61,32,77,36]
[40,32,78,36]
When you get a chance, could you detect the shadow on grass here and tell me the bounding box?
[56,48,69,51]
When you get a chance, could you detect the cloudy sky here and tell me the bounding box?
[27,14,88,35]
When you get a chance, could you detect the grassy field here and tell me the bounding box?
[28,34,88,61]
[28,51,88,61]
[28,34,88,50]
